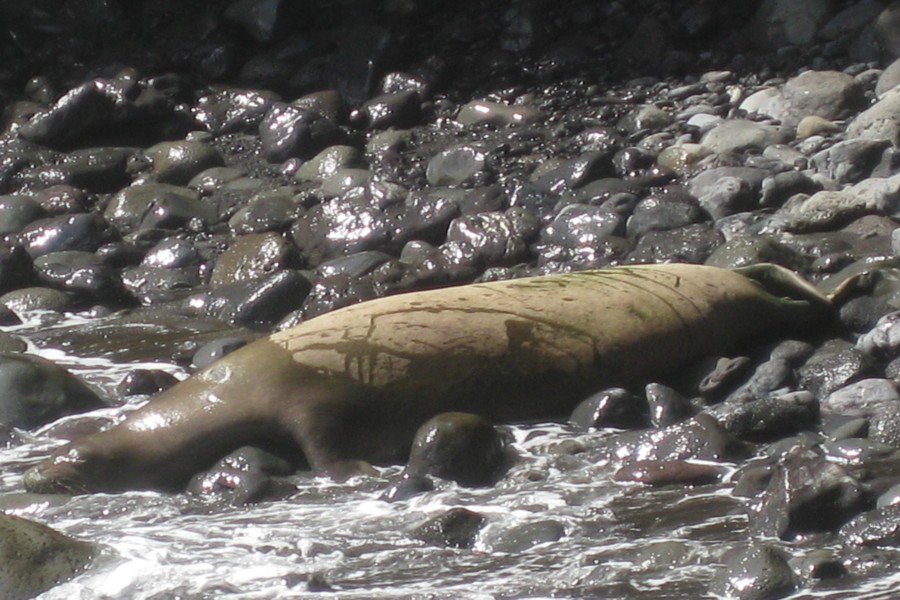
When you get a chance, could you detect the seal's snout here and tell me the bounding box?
[23,457,88,495]
[23,463,56,493]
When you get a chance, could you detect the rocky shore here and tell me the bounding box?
[4,0,900,598]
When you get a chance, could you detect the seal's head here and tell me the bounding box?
[23,437,136,494]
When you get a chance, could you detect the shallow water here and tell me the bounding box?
[2,313,900,599]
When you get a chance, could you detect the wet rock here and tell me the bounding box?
[626,190,701,239]
[614,460,723,486]
[121,265,198,305]
[533,152,613,193]
[142,238,199,270]
[33,251,124,300]
[711,544,795,600]
[209,232,297,287]
[538,204,623,264]
[190,269,312,329]
[456,101,542,127]
[569,388,649,431]
[146,140,225,185]
[318,168,372,198]
[0,514,96,600]
[747,448,871,539]
[401,412,510,488]
[291,197,385,265]
[314,252,389,281]
[445,208,539,268]
[18,213,106,259]
[426,145,487,187]
[293,274,379,321]
[645,383,694,428]
[821,378,900,418]
[393,188,460,244]
[228,188,300,234]
[413,507,486,549]
[610,413,748,464]
[116,369,180,397]
[188,446,294,504]
[0,353,105,429]
[295,145,364,182]
[15,81,115,149]
[625,223,723,264]
[31,185,86,215]
[790,549,847,583]
[259,103,342,163]
[193,88,280,135]
[26,147,134,193]
[704,236,806,270]
[0,246,35,294]
[353,91,421,129]
[0,196,45,235]
[138,187,218,232]
[105,184,204,235]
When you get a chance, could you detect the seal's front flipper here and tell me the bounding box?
[733,263,835,329]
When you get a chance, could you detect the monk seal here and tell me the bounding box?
[23,263,832,494]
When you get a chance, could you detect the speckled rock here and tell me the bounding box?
[841,504,900,547]
[0,514,96,600]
